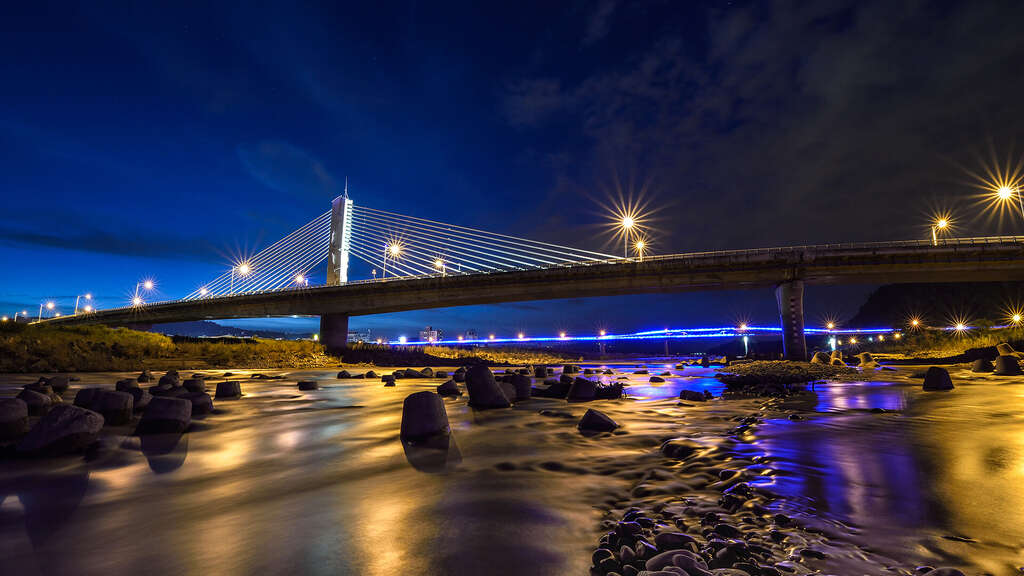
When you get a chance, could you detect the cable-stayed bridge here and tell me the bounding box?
[41,193,1024,359]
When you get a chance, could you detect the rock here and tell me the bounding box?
[92,390,135,425]
[535,380,571,398]
[126,387,152,411]
[46,375,70,395]
[595,382,624,399]
[534,365,548,378]
[661,438,702,459]
[970,358,994,372]
[137,397,192,435]
[435,371,448,378]
[116,378,139,392]
[498,381,517,402]
[996,342,1016,356]
[453,368,466,382]
[364,370,378,378]
[649,376,665,383]
[634,369,649,375]
[298,380,319,391]
[17,405,104,455]
[654,532,697,550]
[215,381,242,398]
[337,370,351,378]
[646,549,708,572]
[994,355,1022,375]
[830,358,847,367]
[562,364,580,375]
[568,377,597,401]
[465,366,511,409]
[809,351,830,364]
[559,373,574,385]
[577,408,618,432]
[700,356,710,368]
[183,378,206,393]
[855,352,874,365]
[674,363,686,370]
[382,375,396,386]
[436,379,461,396]
[678,389,708,402]
[509,373,532,400]
[137,369,153,383]
[0,398,29,441]
[922,367,954,391]
[583,368,596,375]
[400,391,449,439]
[830,350,843,363]
[17,388,52,416]
[421,367,434,378]
[157,373,179,387]
[921,569,966,576]
[184,392,214,415]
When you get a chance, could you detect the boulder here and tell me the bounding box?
[421,367,434,378]
[157,373,179,387]
[46,375,70,395]
[809,351,830,364]
[17,405,104,455]
[994,355,1023,376]
[116,378,139,392]
[337,370,351,379]
[603,369,614,375]
[382,375,396,386]
[535,380,571,399]
[126,387,152,411]
[92,390,135,425]
[185,392,214,415]
[465,366,511,409]
[583,368,596,375]
[595,382,623,400]
[533,365,548,378]
[137,369,153,383]
[855,352,874,365]
[436,379,461,396]
[578,408,618,433]
[634,369,649,375]
[364,370,378,378]
[649,376,665,383]
[509,373,532,401]
[0,398,29,441]
[400,391,450,439]
[567,377,597,401]
[970,358,994,373]
[830,350,843,363]
[137,397,192,435]
[17,388,52,416]
[562,364,580,375]
[435,371,449,378]
[183,378,206,393]
[830,358,847,367]
[679,389,708,402]
[453,368,466,382]
[922,367,954,391]
[73,387,102,409]
[297,380,319,391]
[498,381,517,402]
[215,381,242,398]
[996,342,1016,356]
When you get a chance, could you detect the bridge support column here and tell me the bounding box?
[775,280,806,361]
[320,313,349,355]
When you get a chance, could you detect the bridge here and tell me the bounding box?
[39,192,1024,359]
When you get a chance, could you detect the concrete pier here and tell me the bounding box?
[775,280,806,361]
[320,313,349,355]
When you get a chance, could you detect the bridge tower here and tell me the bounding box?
[327,184,353,285]
[775,280,807,361]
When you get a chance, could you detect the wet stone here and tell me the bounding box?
[994,355,1022,376]
[298,380,319,391]
[215,381,242,398]
[0,398,29,441]
[17,404,104,455]
[465,366,511,409]
[137,397,191,435]
[922,367,954,391]
[17,388,52,416]
[578,408,619,433]
[400,391,449,439]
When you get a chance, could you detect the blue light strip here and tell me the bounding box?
[388,324,901,346]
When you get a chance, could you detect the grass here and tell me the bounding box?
[0,323,335,372]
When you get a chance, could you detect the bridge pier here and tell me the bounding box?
[320,313,349,355]
[775,280,806,361]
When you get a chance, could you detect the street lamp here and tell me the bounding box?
[996,185,1024,219]
[74,293,92,314]
[634,239,646,262]
[38,301,55,321]
[434,258,446,276]
[199,286,209,297]
[134,279,155,302]
[931,217,949,246]
[294,273,308,286]
[621,216,635,257]
[230,263,251,295]
[826,322,835,330]
[384,243,401,278]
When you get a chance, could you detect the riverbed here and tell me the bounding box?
[0,362,1020,575]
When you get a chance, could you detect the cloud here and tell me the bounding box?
[0,224,220,263]
[582,0,618,46]
[237,140,339,198]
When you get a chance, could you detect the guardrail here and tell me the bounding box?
[39,235,1024,319]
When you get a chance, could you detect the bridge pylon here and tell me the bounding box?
[327,187,353,285]
[775,280,807,361]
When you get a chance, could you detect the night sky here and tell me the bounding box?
[3,1,1024,339]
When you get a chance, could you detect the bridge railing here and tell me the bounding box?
[40,235,1024,318]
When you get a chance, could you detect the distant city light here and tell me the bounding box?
[599,329,606,336]
[84,293,92,300]
[489,334,495,340]
[894,333,902,339]
[878,334,885,341]
[517,332,524,339]
[849,337,858,344]
[389,244,402,257]
[826,322,835,330]
[83,305,92,312]
[559,331,567,339]
[294,274,306,285]
[738,323,748,331]
[1015,314,1023,324]
[398,335,407,344]
[1,316,7,322]
[998,186,1015,200]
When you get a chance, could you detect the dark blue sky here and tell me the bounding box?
[3,1,1024,338]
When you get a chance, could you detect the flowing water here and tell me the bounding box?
[0,362,1021,575]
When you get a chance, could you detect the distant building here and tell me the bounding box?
[347,329,372,343]
[464,329,478,341]
[419,326,442,342]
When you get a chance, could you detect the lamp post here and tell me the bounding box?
[230,263,250,295]
[621,216,635,258]
[634,239,646,262]
[434,258,446,276]
[931,217,949,246]
[997,185,1024,219]
[384,243,401,278]
[74,293,92,314]
[38,301,55,321]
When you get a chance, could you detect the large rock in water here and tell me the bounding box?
[971,358,994,373]
[400,391,449,439]
[215,381,242,398]
[184,392,214,415]
[855,352,874,365]
[533,365,548,378]
[46,375,71,395]
[562,364,580,375]
[116,378,139,392]
[996,342,1016,356]
[922,367,954,391]
[75,388,134,425]
[995,355,1023,375]
[0,398,29,441]
[465,366,511,409]
[183,378,206,393]
[809,351,830,364]
[17,388,52,416]
[17,405,104,455]
[453,368,466,382]
[679,389,708,402]
[297,380,319,391]
[509,373,532,401]
[830,350,843,363]
[578,408,618,433]
[436,379,461,396]
[126,387,152,411]
[137,397,192,435]
[568,377,597,401]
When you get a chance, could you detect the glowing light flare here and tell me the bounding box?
[559,331,567,339]
[434,259,444,269]
[236,263,251,276]
[46,301,55,310]
[738,323,748,331]
[83,305,93,312]
[143,280,154,290]
[388,243,402,257]
[894,333,902,340]
[826,322,835,330]
[517,332,524,340]
[599,329,607,336]
[132,296,143,306]
[1,316,7,322]
[489,334,495,340]
[84,293,92,300]
[199,286,209,296]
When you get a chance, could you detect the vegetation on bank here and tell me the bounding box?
[341,341,565,367]
[844,325,1024,361]
[716,361,856,395]
[0,323,334,372]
